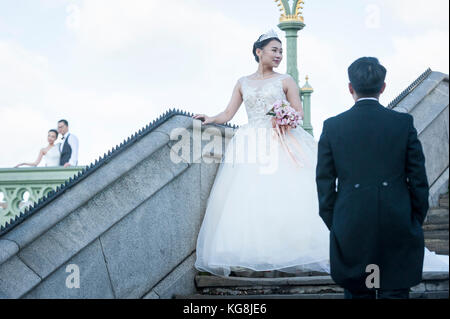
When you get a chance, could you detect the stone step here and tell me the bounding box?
[424,230,449,240]
[192,272,448,298]
[196,274,335,288]
[196,275,343,295]
[424,208,449,225]
[440,194,449,208]
[423,223,449,231]
[196,271,448,287]
[176,291,449,299]
[425,239,449,255]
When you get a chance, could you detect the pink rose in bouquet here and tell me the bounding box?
[266,99,303,129]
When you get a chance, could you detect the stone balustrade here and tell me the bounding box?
[0,167,85,228]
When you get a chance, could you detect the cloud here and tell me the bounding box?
[381,29,449,104]
[0,106,54,167]
[0,0,261,167]
[70,0,259,55]
[297,32,354,138]
[381,0,449,29]
[0,41,50,108]
[1,0,448,167]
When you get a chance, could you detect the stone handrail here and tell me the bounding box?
[0,167,85,228]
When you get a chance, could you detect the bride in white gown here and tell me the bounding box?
[15,129,61,168]
[192,30,448,278]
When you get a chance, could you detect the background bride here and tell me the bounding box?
[15,129,61,168]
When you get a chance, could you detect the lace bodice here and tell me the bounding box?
[239,73,290,127]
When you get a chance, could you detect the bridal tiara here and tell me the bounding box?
[257,29,280,42]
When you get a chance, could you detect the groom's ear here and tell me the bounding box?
[348,83,354,95]
[379,82,386,95]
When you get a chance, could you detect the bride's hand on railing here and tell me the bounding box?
[192,114,214,125]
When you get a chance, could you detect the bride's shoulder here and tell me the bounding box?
[238,74,250,83]
[240,73,258,81]
[281,73,296,86]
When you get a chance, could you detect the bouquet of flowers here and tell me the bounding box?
[266,99,305,168]
[266,99,303,129]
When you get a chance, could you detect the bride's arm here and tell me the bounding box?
[15,149,44,168]
[216,80,243,124]
[285,76,304,118]
[193,80,243,125]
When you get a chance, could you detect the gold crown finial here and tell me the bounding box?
[302,75,313,92]
[274,0,305,23]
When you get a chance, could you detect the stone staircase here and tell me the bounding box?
[424,193,449,255]
[176,193,449,299]
[175,270,448,299]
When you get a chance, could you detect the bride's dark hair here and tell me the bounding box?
[252,36,282,63]
[48,129,58,138]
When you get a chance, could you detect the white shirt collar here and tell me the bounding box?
[356,97,379,102]
[62,132,69,140]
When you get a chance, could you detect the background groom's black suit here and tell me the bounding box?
[316,99,429,291]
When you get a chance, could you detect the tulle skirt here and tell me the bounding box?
[194,121,331,277]
[194,120,449,277]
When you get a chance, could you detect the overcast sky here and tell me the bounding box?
[0,0,448,167]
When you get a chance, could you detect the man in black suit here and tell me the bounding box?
[57,119,79,167]
[315,57,429,299]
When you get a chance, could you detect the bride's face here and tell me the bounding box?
[47,131,57,144]
[259,40,283,68]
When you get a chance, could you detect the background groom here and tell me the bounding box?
[316,57,429,299]
[57,119,79,167]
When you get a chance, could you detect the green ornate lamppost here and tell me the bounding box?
[274,0,314,136]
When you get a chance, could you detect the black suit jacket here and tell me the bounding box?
[316,99,429,290]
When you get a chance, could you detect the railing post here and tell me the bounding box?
[0,167,85,227]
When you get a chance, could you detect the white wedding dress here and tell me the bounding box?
[43,143,61,167]
[194,73,448,278]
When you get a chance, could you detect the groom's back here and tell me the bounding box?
[324,100,413,184]
[316,57,429,292]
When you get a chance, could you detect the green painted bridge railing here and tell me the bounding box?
[0,166,85,228]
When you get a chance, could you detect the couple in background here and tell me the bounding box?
[193,29,448,299]
[15,119,79,168]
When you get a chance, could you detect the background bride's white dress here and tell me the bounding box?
[194,73,448,277]
[44,143,61,167]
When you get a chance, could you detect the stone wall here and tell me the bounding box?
[392,71,449,207]
[0,115,233,298]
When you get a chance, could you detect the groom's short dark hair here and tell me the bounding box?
[58,119,69,126]
[348,57,387,97]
